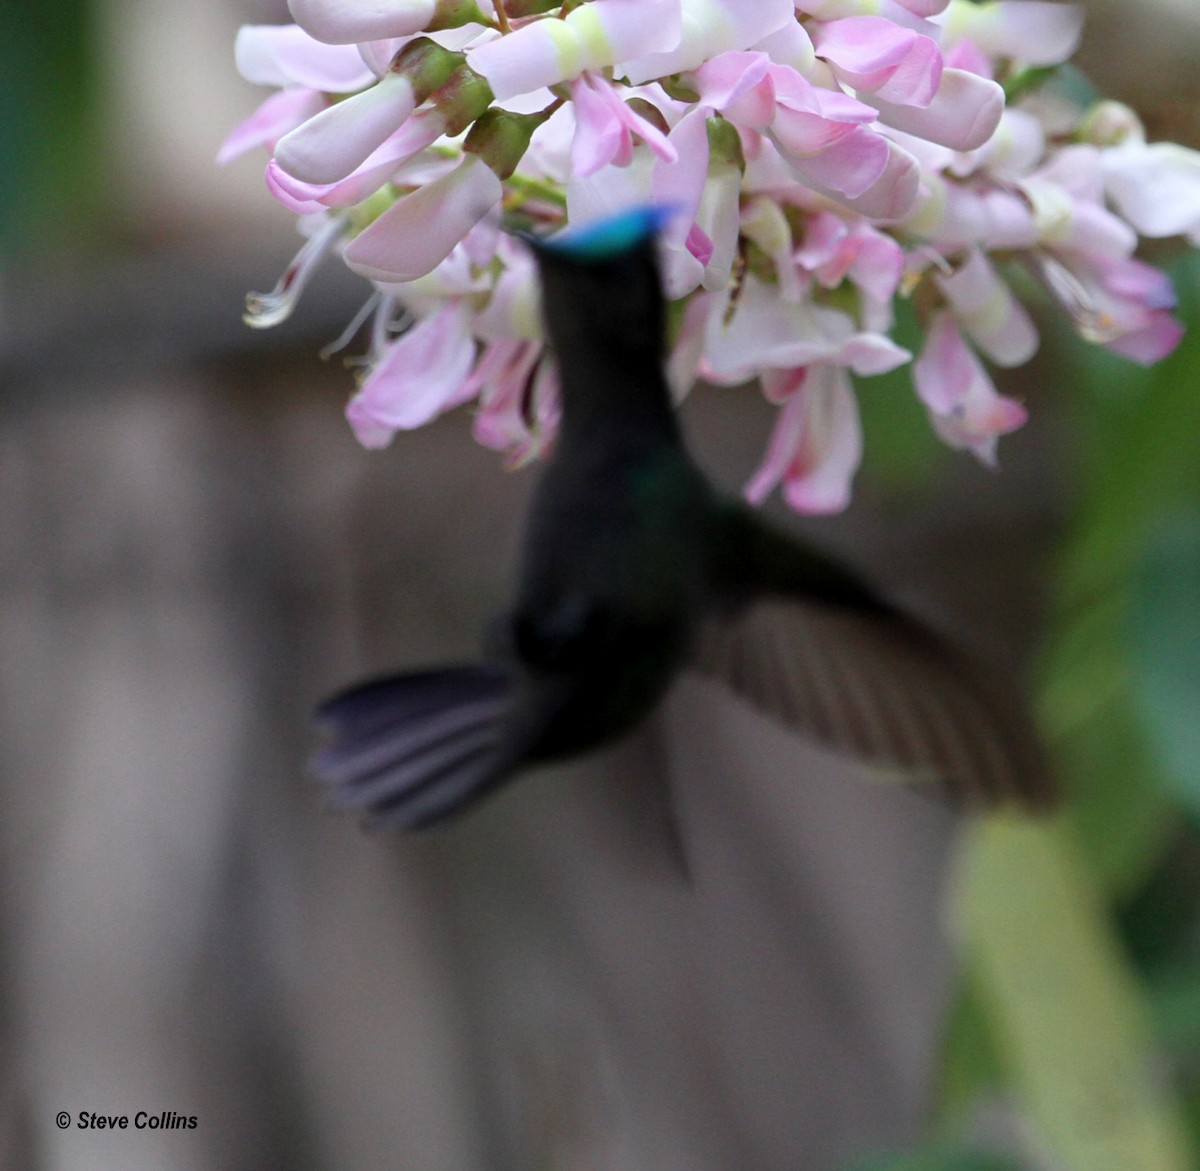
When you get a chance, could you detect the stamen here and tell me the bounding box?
[320,291,382,360]
[1025,252,1123,344]
[244,215,347,329]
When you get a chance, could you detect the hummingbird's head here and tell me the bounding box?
[524,206,675,361]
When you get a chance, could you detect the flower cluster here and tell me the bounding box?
[222,0,1200,513]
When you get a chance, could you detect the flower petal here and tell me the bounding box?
[913,311,1027,464]
[218,88,325,165]
[940,0,1084,69]
[620,0,794,85]
[936,249,1038,367]
[235,23,376,91]
[1103,141,1200,240]
[274,71,417,184]
[288,0,438,45]
[813,16,942,108]
[867,67,1003,152]
[346,301,477,446]
[468,0,683,102]
[344,154,504,282]
[745,365,863,515]
[264,108,446,209]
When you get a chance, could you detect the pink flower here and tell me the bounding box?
[935,249,1038,367]
[766,67,892,199]
[264,109,446,212]
[938,1,1084,69]
[343,154,504,282]
[1032,251,1184,366]
[1102,140,1200,245]
[866,67,1004,153]
[913,311,1027,464]
[690,51,773,126]
[469,338,548,456]
[288,0,439,45]
[274,72,420,184]
[234,23,376,91]
[796,211,905,305]
[220,0,1200,513]
[467,0,683,102]
[812,16,943,108]
[744,365,864,515]
[705,275,910,383]
[346,301,477,447]
[218,88,325,166]
[620,0,794,85]
[569,73,677,178]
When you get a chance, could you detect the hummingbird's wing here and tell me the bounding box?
[698,504,1052,808]
[691,598,1053,809]
[312,664,521,830]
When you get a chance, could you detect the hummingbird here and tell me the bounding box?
[313,207,1051,832]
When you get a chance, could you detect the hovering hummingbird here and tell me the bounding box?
[313,207,1051,831]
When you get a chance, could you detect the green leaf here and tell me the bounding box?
[935,980,1005,1123]
[1130,516,1200,818]
[952,816,1195,1171]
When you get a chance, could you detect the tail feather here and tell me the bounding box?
[312,663,520,831]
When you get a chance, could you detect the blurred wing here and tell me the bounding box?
[313,663,520,831]
[691,599,1053,809]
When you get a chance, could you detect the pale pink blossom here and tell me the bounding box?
[288,0,439,45]
[1102,140,1200,245]
[811,16,942,107]
[469,338,544,450]
[827,139,921,222]
[343,154,504,282]
[620,0,794,85]
[218,89,325,166]
[690,50,774,123]
[467,0,682,102]
[705,275,910,383]
[866,67,1004,152]
[274,72,419,184]
[222,0,1200,509]
[474,345,561,464]
[913,311,1027,464]
[570,73,677,178]
[936,249,1038,367]
[346,301,477,446]
[264,109,447,211]
[744,365,864,514]
[937,1,1084,69]
[1031,251,1184,366]
[796,212,905,305]
[234,23,376,90]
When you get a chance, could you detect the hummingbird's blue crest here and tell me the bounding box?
[532,204,677,261]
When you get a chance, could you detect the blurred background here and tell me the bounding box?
[2,1,1199,1168]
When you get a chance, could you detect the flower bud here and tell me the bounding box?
[1079,100,1144,147]
[463,108,552,180]
[428,0,491,31]
[391,37,465,105]
[428,65,495,136]
[504,0,560,15]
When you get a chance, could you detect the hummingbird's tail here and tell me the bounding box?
[312,664,519,831]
